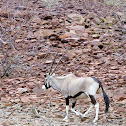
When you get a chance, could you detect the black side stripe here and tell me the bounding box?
[68,91,84,99]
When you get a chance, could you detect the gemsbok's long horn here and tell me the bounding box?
[49,52,58,75]
[51,48,69,75]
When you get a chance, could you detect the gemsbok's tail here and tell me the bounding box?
[99,82,110,113]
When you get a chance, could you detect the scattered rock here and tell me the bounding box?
[52,41,59,47]
[0,7,11,18]
[69,25,85,33]
[67,13,85,24]
[55,114,63,118]
[32,87,43,94]
[110,66,119,70]
[43,15,53,20]
[37,53,46,59]
[92,34,100,39]
[82,33,89,38]
[81,117,89,122]
[29,95,39,102]
[123,76,126,81]
[45,60,52,64]
[4,103,13,106]
[105,16,116,25]
[59,32,72,39]
[0,109,3,115]
[92,16,101,25]
[27,56,34,61]
[2,121,11,126]
[15,39,23,43]
[74,50,81,55]
[20,96,31,103]
[14,98,20,103]
[118,107,126,113]
[90,39,101,46]
[16,88,28,94]
[1,97,10,103]
[65,50,76,60]
[34,29,56,39]
[30,15,42,24]
[40,99,45,104]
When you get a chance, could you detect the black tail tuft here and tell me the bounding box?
[99,81,110,113]
[103,90,110,113]
[91,77,110,113]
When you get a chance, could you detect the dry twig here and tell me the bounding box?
[32,106,52,126]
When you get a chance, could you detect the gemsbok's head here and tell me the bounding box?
[42,52,58,90]
[42,49,68,90]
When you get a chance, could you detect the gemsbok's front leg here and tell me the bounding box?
[63,97,69,121]
[71,99,83,116]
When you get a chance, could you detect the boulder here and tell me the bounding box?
[67,13,85,24]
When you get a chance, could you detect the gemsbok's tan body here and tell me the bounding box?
[42,51,110,122]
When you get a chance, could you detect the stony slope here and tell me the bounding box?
[0,0,126,125]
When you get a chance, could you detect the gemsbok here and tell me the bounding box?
[42,52,109,122]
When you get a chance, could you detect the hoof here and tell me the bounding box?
[93,118,98,123]
[81,114,86,118]
[63,117,69,122]
[76,112,83,117]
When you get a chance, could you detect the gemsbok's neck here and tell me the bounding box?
[49,76,62,92]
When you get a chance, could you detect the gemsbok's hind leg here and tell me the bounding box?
[93,102,99,122]
[82,95,99,122]
[89,95,99,122]
[82,104,94,117]
[71,99,83,116]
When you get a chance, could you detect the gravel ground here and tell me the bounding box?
[0,97,125,126]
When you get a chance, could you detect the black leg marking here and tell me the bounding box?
[65,97,69,106]
[72,101,76,108]
[89,95,96,105]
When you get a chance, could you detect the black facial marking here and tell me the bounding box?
[45,84,48,89]
[89,95,96,105]
[45,84,51,89]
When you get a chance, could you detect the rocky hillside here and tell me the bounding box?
[0,0,126,125]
